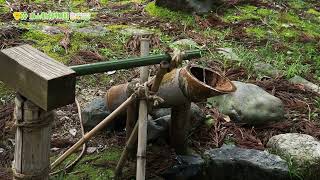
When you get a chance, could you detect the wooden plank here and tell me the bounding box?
[0,44,75,111]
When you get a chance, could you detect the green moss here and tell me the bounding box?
[106,24,129,32]
[307,9,320,17]
[245,27,268,39]
[22,30,68,63]
[100,0,109,6]
[145,2,195,26]
[256,8,275,17]
[51,148,121,180]
[287,0,307,9]
[280,29,299,39]
[223,5,262,22]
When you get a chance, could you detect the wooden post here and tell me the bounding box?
[13,94,53,180]
[136,38,150,180]
[170,103,191,155]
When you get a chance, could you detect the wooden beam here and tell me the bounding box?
[0,44,76,111]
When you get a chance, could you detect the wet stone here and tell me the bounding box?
[204,145,290,180]
[161,154,205,179]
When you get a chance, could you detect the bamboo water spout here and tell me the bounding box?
[106,64,236,109]
[105,64,236,154]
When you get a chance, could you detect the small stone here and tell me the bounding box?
[155,0,214,13]
[42,26,63,35]
[171,39,200,49]
[75,25,108,36]
[0,148,4,153]
[55,110,66,117]
[267,133,320,179]
[86,147,97,154]
[253,62,283,78]
[289,75,320,95]
[120,27,153,36]
[204,145,290,180]
[106,70,116,75]
[69,128,77,137]
[207,81,285,125]
[217,48,240,61]
[60,116,71,121]
[51,147,60,152]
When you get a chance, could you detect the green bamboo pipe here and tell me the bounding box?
[70,50,202,76]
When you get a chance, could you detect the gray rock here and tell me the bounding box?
[120,27,153,36]
[151,103,205,122]
[289,75,320,95]
[172,39,200,49]
[162,154,205,179]
[253,62,283,78]
[267,133,320,179]
[42,26,63,35]
[155,0,215,13]
[147,115,170,142]
[82,97,111,130]
[75,25,108,36]
[204,145,290,180]
[207,81,284,125]
[217,48,240,61]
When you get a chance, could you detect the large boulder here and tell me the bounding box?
[155,0,217,13]
[204,145,290,180]
[207,81,285,125]
[162,154,205,179]
[267,133,320,179]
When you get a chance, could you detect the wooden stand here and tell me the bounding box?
[13,94,53,180]
[170,103,191,155]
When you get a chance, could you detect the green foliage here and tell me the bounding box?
[145,2,195,26]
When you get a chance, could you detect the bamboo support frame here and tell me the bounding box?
[136,38,150,180]
[51,95,135,170]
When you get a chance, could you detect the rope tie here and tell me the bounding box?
[132,82,164,106]
[169,48,185,70]
[14,112,53,129]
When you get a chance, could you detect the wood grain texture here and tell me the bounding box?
[0,44,76,111]
[13,95,53,180]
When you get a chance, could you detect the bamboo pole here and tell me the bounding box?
[115,122,139,177]
[136,38,150,180]
[125,100,138,158]
[51,95,135,170]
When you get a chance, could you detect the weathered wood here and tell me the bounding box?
[170,103,191,155]
[13,94,53,180]
[0,44,76,111]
